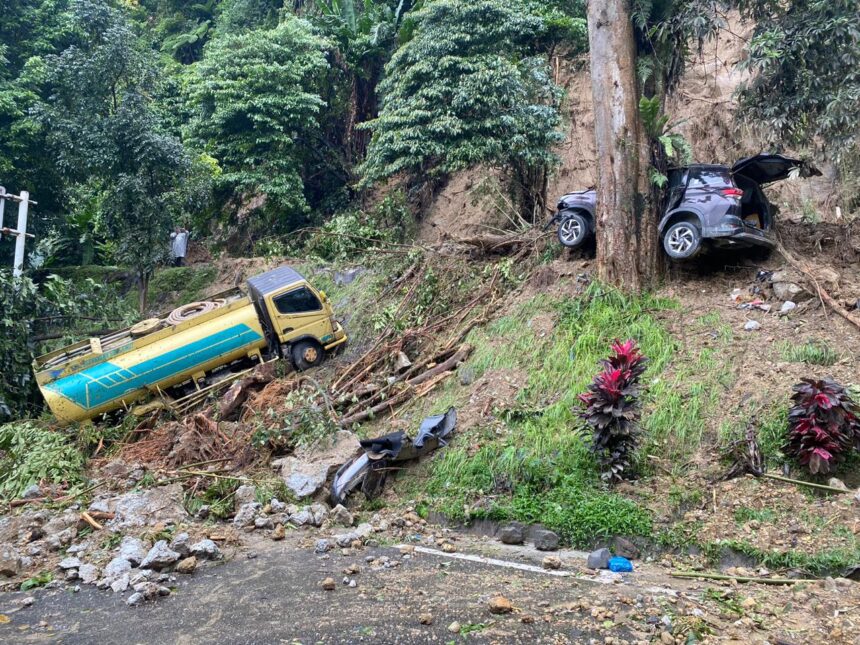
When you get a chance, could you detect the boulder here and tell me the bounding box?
[0,548,22,577]
[611,537,641,559]
[47,527,77,551]
[169,532,191,557]
[315,539,333,554]
[533,529,560,551]
[78,564,99,584]
[127,592,144,607]
[542,556,562,570]
[273,431,360,498]
[330,505,354,527]
[58,556,83,570]
[289,508,314,527]
[773,281,809,302]
[780,301,797,314]
[254,516,274,530]
[233,502,262,527]
[270,498,287,513]
[21,484,42,499]
[488,596,513,614]
[140,541,181,571]
[498,523,525,545]
[110,573,130,593]
[744,320,761,331]
[118,536,147,567]
[103,556,132,579]
[189,539,221,560]
[828,477,848,491]
[175,556,197,574]
[309,503,329,527]
[97,484,188,530]
[587,548,612,570]
[233,485,258,510]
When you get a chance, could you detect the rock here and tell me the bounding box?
[289,508,314,527]
[499,523,525,545]
[448,621,461,634]
[320,577,336,591]
[103,557,132,579]
[542,556,562,570]
[0,548,22,577]
[127,592,144,607]
[169,532,191,557]
[854,488,860,505]
[42,509,78,538]
[333,267,364,286]
[587,548,612,570]
[270,498,287,513]
[315,539,332,554]
[660,631,674,644]
[78,564,99,584]
[140,541,181,571]
[272,524,286,541]
[773,281,808,302]
[189,539,221,560]
[21,484,42,499]
[130,570,153,585]
[533,529,560,551]
[741,596,756,609]
[195,505,211,520]
[309,503,329,527]
[828,477,848,491]
[97,484,188,530]
[488,595,513,614]
[58,556,83,570]
[418,613,434,625]
[273,431,360,498]
[458,366,476,386]
[233,502,262,527]
[234,484,257,509]
[441,543,456,553]
[47,527,77,551]
[110,573,130,593]
[334,533,356,548]
[743,320,761,331]
[254,516,274,530]
[175,556,197,574]
[330,505,354,527]
[611,537,640,559]
[118,536,148,566]
[780,301,797,314]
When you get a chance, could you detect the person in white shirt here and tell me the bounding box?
[170,226,189,267]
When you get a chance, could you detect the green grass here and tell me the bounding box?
[733,507,778,524]
[719,403,789,468]
[422,283,738,548]
[779,340,840,366]
[144,265,219,310]
[704,539,860,576]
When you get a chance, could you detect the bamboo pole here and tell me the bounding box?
[671,571,817,585]
[761,473,849,494]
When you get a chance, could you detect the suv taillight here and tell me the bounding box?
[721,188,743,198]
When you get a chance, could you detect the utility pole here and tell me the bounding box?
[0,186,37,278]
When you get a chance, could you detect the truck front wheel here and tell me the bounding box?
[291,340,324,371]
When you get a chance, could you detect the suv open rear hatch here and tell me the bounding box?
[731,153,822,185]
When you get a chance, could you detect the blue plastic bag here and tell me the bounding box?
[608,556,633,573]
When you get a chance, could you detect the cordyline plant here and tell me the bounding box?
[785,377,860,475]
[578,340,648,484]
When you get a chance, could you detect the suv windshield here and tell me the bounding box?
[688,167,732,189]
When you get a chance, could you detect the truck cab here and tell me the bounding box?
[247,266,347,370]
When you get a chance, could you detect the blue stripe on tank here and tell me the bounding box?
[45,324,263,410]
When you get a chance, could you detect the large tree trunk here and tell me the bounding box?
[586,0,661,291]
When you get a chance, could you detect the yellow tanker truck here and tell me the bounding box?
[33,265,347,424]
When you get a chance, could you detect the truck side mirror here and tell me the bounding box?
[319,290,328,302]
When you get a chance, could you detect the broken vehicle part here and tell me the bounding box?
[331,407,457,505]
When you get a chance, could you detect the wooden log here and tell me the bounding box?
[407,344,471,387]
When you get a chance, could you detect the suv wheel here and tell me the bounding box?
[291,340,324,371]
[663,221,702,259]
[557,212,589,248]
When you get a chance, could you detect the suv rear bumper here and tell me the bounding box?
[703,216,775,248]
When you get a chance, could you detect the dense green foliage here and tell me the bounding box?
[738,0,860,204]
[0,420,85,499]
[359,0,584,220]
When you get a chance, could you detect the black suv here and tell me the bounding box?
[549,154,821,259]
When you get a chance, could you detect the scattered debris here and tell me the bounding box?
[331,408,457,505]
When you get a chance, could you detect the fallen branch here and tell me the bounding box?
[7,481,106,509]
[80,511,103,531]
[776,243,860,332]
[670,571,817,585]
[408,344,472,387]
[761,472,849,494]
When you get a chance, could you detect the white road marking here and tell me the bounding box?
[399,544,677,596]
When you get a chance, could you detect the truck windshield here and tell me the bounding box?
[274,287,322,314]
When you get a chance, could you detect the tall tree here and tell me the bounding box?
[39,0,208,310]
[586,0,656,291]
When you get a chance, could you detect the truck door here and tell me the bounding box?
[267,285,332,345]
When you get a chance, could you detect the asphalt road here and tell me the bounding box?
[0,541,638,645]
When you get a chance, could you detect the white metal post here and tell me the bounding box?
[12,191,29,278]
[0,186,5,230]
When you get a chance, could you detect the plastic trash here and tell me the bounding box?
[608,556,633,573]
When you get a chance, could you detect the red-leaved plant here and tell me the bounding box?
[785,377,860,475]
[578,340,648,484]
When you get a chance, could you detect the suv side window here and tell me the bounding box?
[688,168,731,189]
[273,286,322,314]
